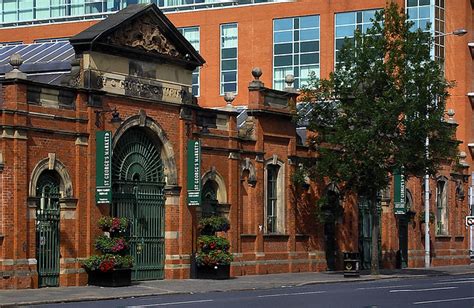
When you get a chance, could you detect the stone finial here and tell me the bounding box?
[252,67,262,80]
[249,67,264,89]
[285,74,295,88]
[446,109,456,124]
[223,92,237,111]
[5,53,27,80]
[458,151,469,168]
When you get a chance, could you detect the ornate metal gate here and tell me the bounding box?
[112,128,165,281]
[36,171,61,287]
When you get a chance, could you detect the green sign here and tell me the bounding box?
[96,131,112,204]
[187,140,201,206]
[394,169,406,215]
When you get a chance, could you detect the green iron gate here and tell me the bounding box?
[112,127,165,281]
[36,171,61,287]
[358,197,381,270]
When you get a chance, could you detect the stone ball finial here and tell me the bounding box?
[285,74,295,87]
[9,53,23,69]
[252,67,263,80]
[447,109,455,117]
[224,92,235,104]
[459,151,467,159]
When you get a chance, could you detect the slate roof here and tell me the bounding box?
[69,4,205,67]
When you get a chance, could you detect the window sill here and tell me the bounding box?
[263,234,290,239]
[240,234,257,238]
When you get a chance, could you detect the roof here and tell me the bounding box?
[69,4,205,67]
[0,41,74,85]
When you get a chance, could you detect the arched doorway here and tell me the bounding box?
[35,170,61,287]
[112,127,165,281]
[322,186,341,271]
[201,180,219,218]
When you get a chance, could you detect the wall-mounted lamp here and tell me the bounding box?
[94,107,122,128]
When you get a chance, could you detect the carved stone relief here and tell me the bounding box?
[107,16,181,58]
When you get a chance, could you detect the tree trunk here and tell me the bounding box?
[370,194,380,275]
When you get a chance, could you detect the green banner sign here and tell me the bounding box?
[187,140,201,206]
[96,131,112,204]
[394,169,406,215]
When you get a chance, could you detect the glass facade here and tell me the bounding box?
[0,0,280,26]
[220,23,237,95]
[334,9,378,64]
[406,0,445,63]
[273,15,320,90]
[178,26,200,97]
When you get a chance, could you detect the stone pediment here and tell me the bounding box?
[69,4,204,68]
[106,15,181,59]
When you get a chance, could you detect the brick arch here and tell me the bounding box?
[202,169,227,204]
[112,113,178,186]
[29,157,73,198]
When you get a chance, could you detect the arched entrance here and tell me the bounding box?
[35,170,61,287]
[112,127,165,281]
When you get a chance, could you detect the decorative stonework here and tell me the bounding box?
[107,16,181,58]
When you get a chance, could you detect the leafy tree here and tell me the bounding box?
[298,2,457,274]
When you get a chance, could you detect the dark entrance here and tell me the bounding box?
[112,127,165,281]
[397,191,411,268]
[358,197,381,270]
[323,189,340,271]
[36,170,61,287]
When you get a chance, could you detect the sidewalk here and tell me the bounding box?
[1,265,473,307]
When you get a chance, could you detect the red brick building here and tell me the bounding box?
[0,1,472,289]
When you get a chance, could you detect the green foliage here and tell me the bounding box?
[299,2,456,197]
[196,219,233,267]
[97,216,129,233]
[419,211,435,224]
[198,216,230,234]
[82,254,134,272]
[298,2,457,274]
[82,216,133,272]
[197,235,230,252]
[195,235,233,267]
[291,167,307,187]
[94,235,129,254]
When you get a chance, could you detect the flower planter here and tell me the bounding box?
[196,264,230,280]
[87,268,132,287]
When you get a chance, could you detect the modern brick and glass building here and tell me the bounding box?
[0,0,472,288]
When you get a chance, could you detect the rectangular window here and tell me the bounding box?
[273,15,320,90]
[334,9,378,64]
[178,26,200,97]
[406,0,445,64]
[220,23,237,95]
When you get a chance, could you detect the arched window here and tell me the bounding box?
[436,178,448,235]
[201,180,219,217]
[265,158,285,234]
[36,170,60,210]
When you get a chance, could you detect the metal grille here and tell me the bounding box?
[36,171,60,288]
[113,181,165,280]
[112,128,165,281]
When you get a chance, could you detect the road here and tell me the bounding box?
[33,274,474,308]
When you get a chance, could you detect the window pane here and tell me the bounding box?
[274,55,292,66]
[336,25,355,38]
[419,6,430,18]
[300,29,318,41]
[300,41,318,53]
[222,47,237,59]
[274,31,292,43]
[336,12,355,25]
[274,18,292,31]
[300,15,318,28]
[300,53,318,65]
[222,59,237,70]
[222,71,236,82]
[223,82,236,93]
[274,43,292,55]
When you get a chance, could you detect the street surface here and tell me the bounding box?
[32,274,474,308]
